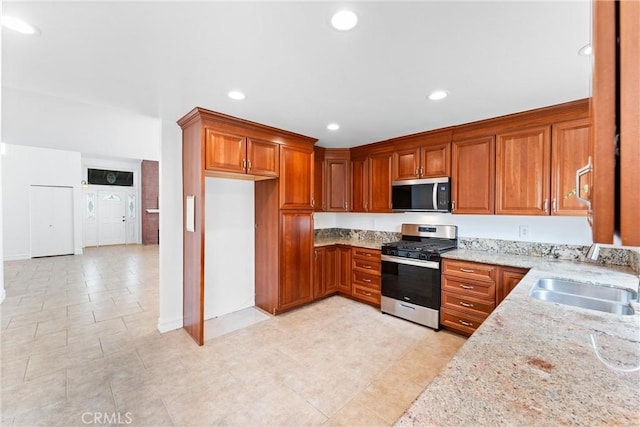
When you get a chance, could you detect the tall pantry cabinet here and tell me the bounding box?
[178,108,317,345]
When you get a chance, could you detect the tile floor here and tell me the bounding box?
[1,245,466,426]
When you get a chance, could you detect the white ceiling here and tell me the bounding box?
[2,1,592,149]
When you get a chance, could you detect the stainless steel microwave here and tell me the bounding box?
[391,177,451,212]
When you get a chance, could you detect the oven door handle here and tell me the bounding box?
[381,255,439,269]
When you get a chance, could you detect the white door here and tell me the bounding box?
[98,190,126,245]
[30,185,74,257]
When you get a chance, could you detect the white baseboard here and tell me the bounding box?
[204,301,255,321]
[157,316,183,333]
[0,288,6,304]
[3,254,30,261]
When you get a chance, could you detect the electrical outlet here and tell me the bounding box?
[519,225,530,240]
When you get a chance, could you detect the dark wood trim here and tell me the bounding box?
[451,99,589,141]
[178,107,318,146]
[590,0,616,244]
[181,118,205,345]
[619,0,640,246]
[255,179,280,315]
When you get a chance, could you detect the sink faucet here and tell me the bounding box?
[586,243,600,261]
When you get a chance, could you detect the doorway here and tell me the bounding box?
[30,185,74,257]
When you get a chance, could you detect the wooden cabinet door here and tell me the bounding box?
[313,247,326,299]
[337,246,352,294]
[246,138,279,177]
[496,267,528,305]
[325,246,339,294]
[451,136,496,214]
[313,149,325,212]
[279,211,314,311]
[421,142,451,177]
[326,159,350,211]
[369,152,393,212]
[551,119,590,216]
[204,129,246,173]
[393,147,421,181]
[351,157,368,212]
[496,126,551,215]
[280,145,314,209]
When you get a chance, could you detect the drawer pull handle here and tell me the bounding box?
[362,291,372,296]
[362,278,371,283]
[459,284,474,290]
[459,301,474,308]
[460,268,475,273]
[363,265,372,269]
[364,253,372,257]
[459,320,473,327]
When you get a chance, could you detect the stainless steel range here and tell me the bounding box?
[381,224,458,329]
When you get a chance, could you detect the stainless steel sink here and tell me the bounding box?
[534,278,638,303]
[529,278,637,316]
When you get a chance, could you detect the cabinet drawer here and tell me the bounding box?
[442,259,497,283]
[440,307,486,336]
[352,271,380,289]
[352,258,381,275]
[352,284,381,305]
[352,247,381,261]
[442,276,495,300]
[441,291,494,319]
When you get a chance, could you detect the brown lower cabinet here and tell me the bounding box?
[312,244,380,307]
[441,259,527,336]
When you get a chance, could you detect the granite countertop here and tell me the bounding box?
[397,250,640,426]
[313,237,385,250]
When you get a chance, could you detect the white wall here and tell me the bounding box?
[157,120,183,333]
[2,87,161,161]
[1,144,83,260]
[316,212,594,246]
[204,177,255,320]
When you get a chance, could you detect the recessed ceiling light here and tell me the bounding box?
[2,16,38,35]
[578,44,592,56]
[227,91,246,100]
[428,90,449,101]
[327,123,340,131]
[331,10,358,31]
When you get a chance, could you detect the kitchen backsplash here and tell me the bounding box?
[314,228,400,243]
[314,228,640,273]
[458,237,635,269]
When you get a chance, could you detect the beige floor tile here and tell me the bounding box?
[2,369,67,419]
[24,340,103,381]
[326,399,389,427]
[1,245,468,427]
[4,329,68,362]
[351,378,425,425]
[117,396,173,427]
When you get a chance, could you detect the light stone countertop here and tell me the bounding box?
[397,249,640,426]
[313,237,385,251]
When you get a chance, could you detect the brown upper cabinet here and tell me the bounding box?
[392,130,452,180]
[325,149,351,212]
[351,151,393,213]
[451,136,496,214]
[495,120,590,216]
[551,119,591,216]
[496,126,551,215]
[205,129,279,178]
[279,144,315,210]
